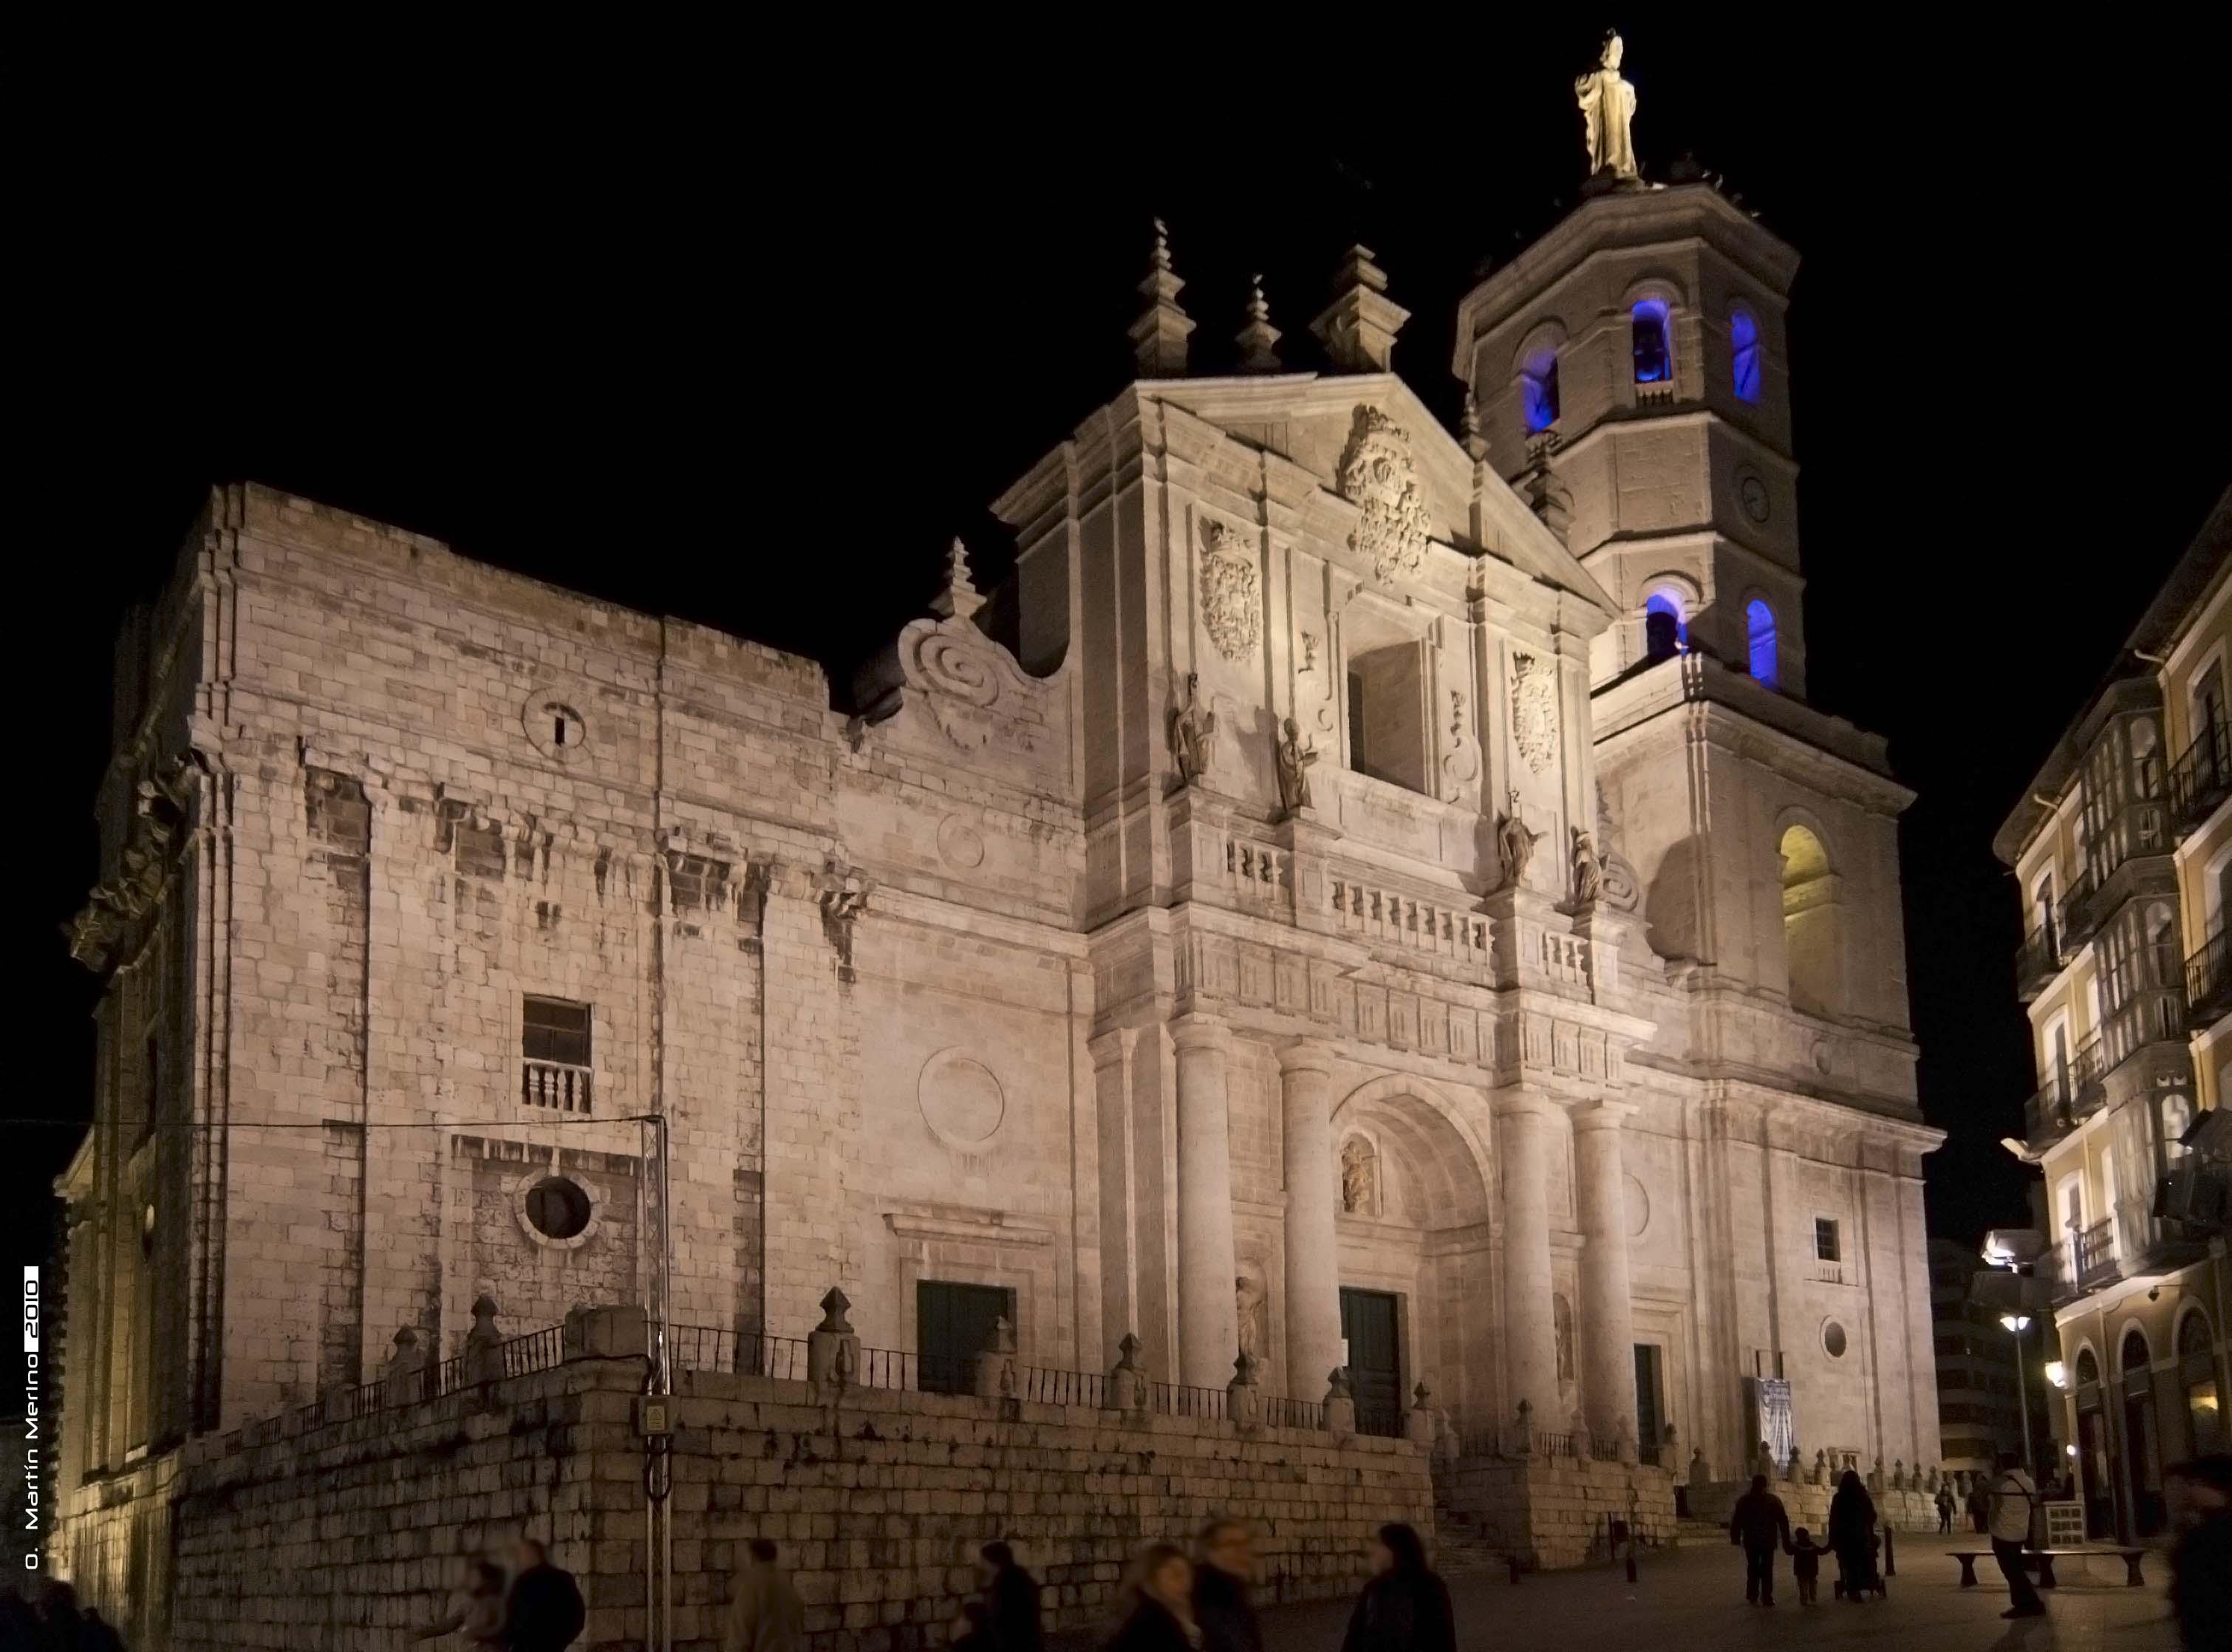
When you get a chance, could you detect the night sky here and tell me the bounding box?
[12,24,2228,1277]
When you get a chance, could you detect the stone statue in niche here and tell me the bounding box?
[1571,828,1604,907]
[1170,672,1217,785]
[1235,1274,1266,1360]
[1274,717,1320,814]
[1496,789,1539,890]
[1574,32,1639,181]
[1339,1136,1377,1215]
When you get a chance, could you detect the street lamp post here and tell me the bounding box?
[2001,1313,2034,1478]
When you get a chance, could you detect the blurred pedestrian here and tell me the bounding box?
[2166,1455,2231,1651]
[1728,1474,1791,1605]
[1105,1543,1198,1652]
[414,1558,508,1646]
[1192,1520,1260,1652]
[979,1541,1044,1652]
[1339,1523,1453,1652]
[505,1537,586,1652]
[1987,1452,2044,1619]
[949,1601,995,1652]
[1934,1484,1954,1534]
[726,1537,804,1652]
[1826,1470,1878,1603]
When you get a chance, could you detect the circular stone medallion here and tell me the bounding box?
[918,1048,1006,1149]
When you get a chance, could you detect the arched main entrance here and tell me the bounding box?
[1329,1079,1495,1433]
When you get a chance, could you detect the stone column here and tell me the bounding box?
[1172,1015,1240,1388]
[1278,1040,1345,1400]
[1574,1100,1639,1447]
[1498,1093,1563,1425]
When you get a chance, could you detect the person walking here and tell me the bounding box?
[1934,1483,1955,1534]
[2166,1455,2232,1651]
[1987,1452,2046,1619]
[1965,1479,1990,1534]
[1786,1527,1823,1605]
[1727,1474,1792,1605]
[1192,1520,1262,1652]
[725,1538,805,1652]
[505,1537,587,1652]
[414,1559,508,1646]
[1105,1543,1199,1652]
[979,1542,1045,1652]
[1339,1523,1453,1652]
[1826,1470,1878,1604]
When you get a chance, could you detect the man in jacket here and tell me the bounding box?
[1192,1520,1263,1652]
[1988,1453,2045,1619]
[978,1541,1043,1652]
[1728,1474,1792,1605]
[505,1537,587,1652]
[726,1537,806,1652]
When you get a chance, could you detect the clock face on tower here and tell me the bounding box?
[1738,473,1771,525]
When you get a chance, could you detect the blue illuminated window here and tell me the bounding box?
[1521,346,1561,432]
[1645,592,1686,660]
[1730,309,1761,403]
[1631,299,1672,384]
[1747,598,1779,689]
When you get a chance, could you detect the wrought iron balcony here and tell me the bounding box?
[2015,921,2065,1002]
[2187,924,2232,1027]
[2072,1218,2118,1293]
[2023,1033,2105,1150]
[2168,718,2231,836]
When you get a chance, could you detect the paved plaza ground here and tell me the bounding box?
[1251,1532,2180,1652]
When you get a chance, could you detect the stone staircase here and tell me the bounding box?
[1432,1492,1519,1576]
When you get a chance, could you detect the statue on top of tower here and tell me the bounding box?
[1574,32,1639,182]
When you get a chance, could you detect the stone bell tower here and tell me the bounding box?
[1453,181,1805,696]
[1455,177,1939,1476]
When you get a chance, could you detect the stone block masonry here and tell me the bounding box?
[143,1313,1430,1652]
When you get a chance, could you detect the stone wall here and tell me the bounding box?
[108,1314,1430,1652]
[1435,1453,1676,1570]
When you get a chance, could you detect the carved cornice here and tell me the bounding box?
[66,752,200,975]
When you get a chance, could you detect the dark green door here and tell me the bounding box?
[918,1280,1013,1394]
[1340,1288,1402,1436]
[1634,1344,1664,1460]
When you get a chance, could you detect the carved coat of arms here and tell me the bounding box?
[1337,406,1431,584]
[1198,520,1261,661]
[1510,650,1558,773]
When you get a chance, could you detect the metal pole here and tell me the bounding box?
[2012,1322,2033,1478]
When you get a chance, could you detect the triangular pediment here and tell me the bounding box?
[1139,372,1614,618]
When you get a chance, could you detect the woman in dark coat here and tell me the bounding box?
[1826,1471,1879,1602]
[1340,1524,1454,1652]
[1105,1543,1201,1652]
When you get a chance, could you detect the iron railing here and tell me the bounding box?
[1018,1365,1107,1408]
[666,1325,810,1379]
[1264,1395,1327,1430]
[2100,986,2183,1075]
[1152,1382,1229,1422]
[2063,804,2171,945]
[2187,924,2232,1025]
[2015,922,2064,1001]
[2074,1218,2118,1291]
[300,1322,568,1429]
[2168,718,2231,835]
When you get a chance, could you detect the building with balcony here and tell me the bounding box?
[1928,1238,2056,1477]
[1996,487,2231,1541]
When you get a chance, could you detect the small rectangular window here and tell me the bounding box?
[522,997,593,1113]
[1347,672,1368,776]
[1814,1218,1840,1263]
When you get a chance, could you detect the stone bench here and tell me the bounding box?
[1948,1548,2146,1588]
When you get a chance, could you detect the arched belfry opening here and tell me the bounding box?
[1778,822,1842,1017]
